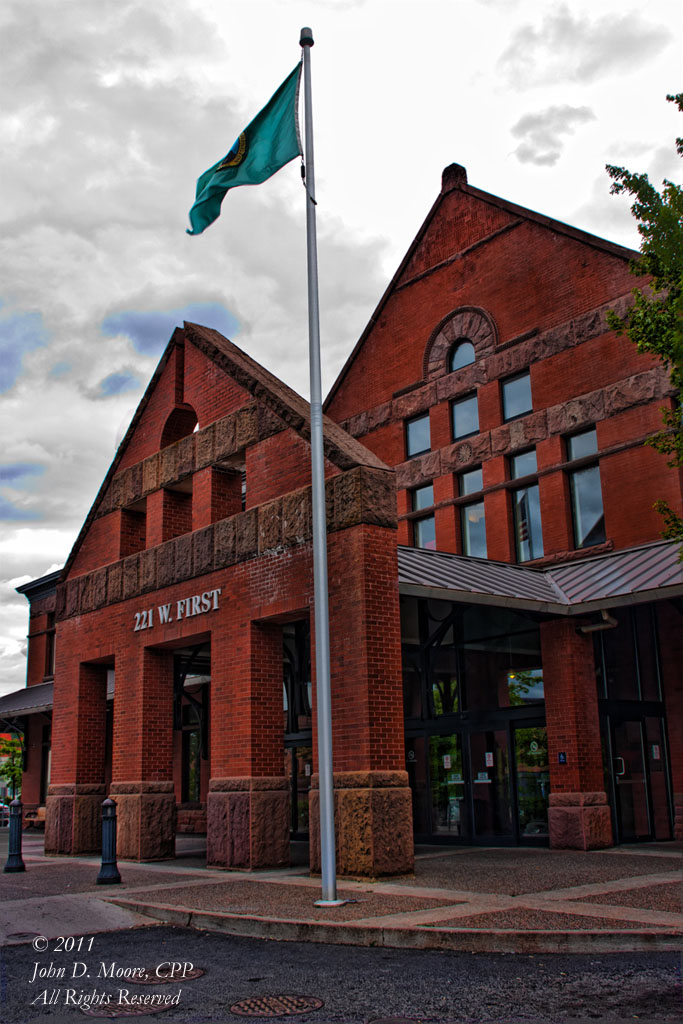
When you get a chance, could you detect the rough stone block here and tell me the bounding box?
[141,454,159,495]
[207,778,289,869]
[122,554,140,600]
[360,467,398,528]
[548,792,613,849]
[107,563,123,605]
[235,405,259,450]
[110,782,175,861]
[214,517,237,567]
[234,508,258,562]
[65,578,81,618]
[194,423,215,470]
[138,548,157,593]
[156,542,175,587]
[174,534,193,582]
[176,434,195,478]
[310,771,414,877]
[214,414,237,461]
[159,445,177,488]
[258,499,282,553]
[193,525,215,576]
[281,488,312,547]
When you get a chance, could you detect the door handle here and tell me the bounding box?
[613,757,626,777]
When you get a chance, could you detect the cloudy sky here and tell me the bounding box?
[1,0,680,696]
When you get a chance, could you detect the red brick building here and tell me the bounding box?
[4,164,682,868]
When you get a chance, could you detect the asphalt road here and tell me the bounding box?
[0,924,680,1024]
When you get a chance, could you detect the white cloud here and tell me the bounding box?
[498,4,671,88]
[511,105,596,166]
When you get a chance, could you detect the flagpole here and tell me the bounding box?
[299,26,340,907]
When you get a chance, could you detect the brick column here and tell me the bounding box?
[45,662,107,854]
[309,524,414,877]
[541,618,612,849]
[110,646,176,860]
[207,621,289,869]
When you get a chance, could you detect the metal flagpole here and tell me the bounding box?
[299,26,341,907]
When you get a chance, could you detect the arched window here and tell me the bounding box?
[449,339,475,373]
[160,405,198,448]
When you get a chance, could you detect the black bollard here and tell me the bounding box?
[96,798,121,884]
[4,798,25,873]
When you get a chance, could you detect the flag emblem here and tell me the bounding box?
[218,133,248,170]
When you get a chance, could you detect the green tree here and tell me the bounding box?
[606,93,683,550]
[0,737,23,798]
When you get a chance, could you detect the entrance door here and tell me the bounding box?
[285,745,313,837]
[609,717,672,842]
[513,724,549,840]
[468,729,513,840]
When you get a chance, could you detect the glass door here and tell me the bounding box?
[609,717,672,842]
[468,729,513,840]
[513,723,549,840]
[428,733,468,837]
[611,719,651,841]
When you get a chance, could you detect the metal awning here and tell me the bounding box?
[0,680,56,721]
[398,540,683,614]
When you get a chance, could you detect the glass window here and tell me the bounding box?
[502,372,532,421]
[510,449,537,478]
[513,484,544,562]
[461,500,486,557]
[570,465,605,548]
[406,414,430,457]
[414,515,436,550]
[452,394,479,439]
[412,483,434,511]
[449,338,475,372]
[459,467,483,496]
[568,428,598,460]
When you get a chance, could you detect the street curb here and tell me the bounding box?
[105,898,683,954]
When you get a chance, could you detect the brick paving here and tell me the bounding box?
[2,833,681,952]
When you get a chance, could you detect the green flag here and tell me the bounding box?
[187,64,302,235]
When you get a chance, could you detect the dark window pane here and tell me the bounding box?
[461,500,486,557]
[452,394,479,438]
[502,373,532,421]
[570,464,605,547]
[406,414,430,457]
[568,428,598,460]
[412,483,434,510]
[511,449,537,478]
[415,515,436,550]
[450,339,475,372]
[459,467,483,495]
[599,611,639,700]
[513,484,544,561]
[635,606,661,701]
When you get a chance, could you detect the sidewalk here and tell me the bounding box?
[1,831,681,954]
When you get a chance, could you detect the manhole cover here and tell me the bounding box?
[132,966,205,984]
[230,995,324,1017]
[80,1004,173,1018]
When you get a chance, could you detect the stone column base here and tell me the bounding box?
[673,792,683,841]
[45,784,107,854]
[207,777,289,869]
[310,771,414,878]
[548,792,613,850]
[109,781,175,861]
